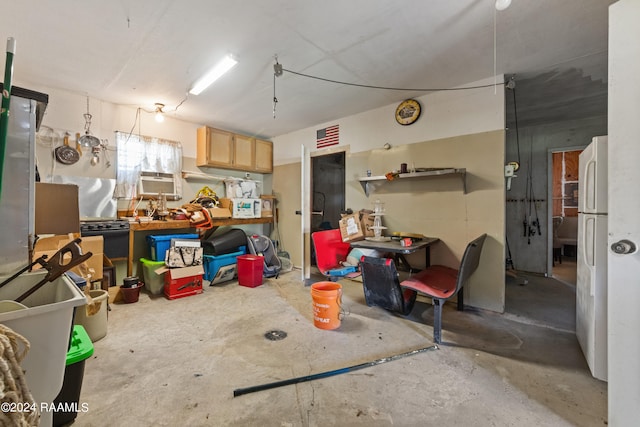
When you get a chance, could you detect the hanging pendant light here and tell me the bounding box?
[154,103,165,123]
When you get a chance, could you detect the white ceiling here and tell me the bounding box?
[1,0,614,139]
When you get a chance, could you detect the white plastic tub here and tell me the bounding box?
[0,270,86,426]
[74,289,108,342]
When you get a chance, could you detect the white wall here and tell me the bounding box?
[274,77,505,163]
[272,77,507,312]
[504,116,607,274]
[17,82,270,220]
[22,83,199,179]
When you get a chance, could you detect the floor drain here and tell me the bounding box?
[264,330,287,341]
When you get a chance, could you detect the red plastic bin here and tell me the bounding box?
[237,255,263,288]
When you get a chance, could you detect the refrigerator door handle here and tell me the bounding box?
[581,216,597,296]
[584,160,596,212]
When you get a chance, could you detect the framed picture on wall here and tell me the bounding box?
[260,195,276,217]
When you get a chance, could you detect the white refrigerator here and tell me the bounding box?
[576,135,608,381]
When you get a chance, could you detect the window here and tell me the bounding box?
[552,149,582,217]
[114,131,183,200]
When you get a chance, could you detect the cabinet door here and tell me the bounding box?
[233,134,255,170]
[255,139,273,173]
[196,127,233,167]
[208,128,234,166]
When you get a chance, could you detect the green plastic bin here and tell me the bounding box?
[53,325,94,427]
[140,257,167,295]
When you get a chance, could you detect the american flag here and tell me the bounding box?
[316,124,339,149]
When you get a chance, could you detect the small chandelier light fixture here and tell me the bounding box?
[154,103,165,123]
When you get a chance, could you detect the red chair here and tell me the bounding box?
[311,229,352,280]
[360,234,486,344]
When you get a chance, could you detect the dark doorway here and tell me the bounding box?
[311,151,345,233]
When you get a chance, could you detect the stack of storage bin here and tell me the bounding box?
[146,233,204,299]
[202,229,247,284]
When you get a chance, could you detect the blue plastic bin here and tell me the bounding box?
[146,233,200,261]
[203,247,246,284]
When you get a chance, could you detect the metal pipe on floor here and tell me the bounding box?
[233,345,439,397]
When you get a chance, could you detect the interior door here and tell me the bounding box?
[311,151,345,233]
[311,151,346,268]
[301,145,311,283]
[608,0,640,423]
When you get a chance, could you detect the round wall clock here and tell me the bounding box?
[395,99,421,125]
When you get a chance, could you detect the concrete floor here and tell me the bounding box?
[73,269,607,426]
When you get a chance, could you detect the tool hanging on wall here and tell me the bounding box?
[509,81,541,245]
[522,135,542,245]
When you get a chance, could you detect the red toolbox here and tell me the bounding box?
[163,265,204,300]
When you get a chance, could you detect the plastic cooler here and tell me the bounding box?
[146,233,200,261]
[203,247,246,284]
[53,325,94,427]
[0,270,87,427]
[237,254,264,287]
[140,257,167,294]
[202,228,247,255]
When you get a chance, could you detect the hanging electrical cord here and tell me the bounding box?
[273,55,282,119]
[510,81,522,166]
[172,92,189,113]
[280,67,507,92]
[273,58,507,119]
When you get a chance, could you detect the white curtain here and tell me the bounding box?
[114,131,183,199]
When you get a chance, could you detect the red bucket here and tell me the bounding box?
[237,255,263,288]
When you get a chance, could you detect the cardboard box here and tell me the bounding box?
[33,235,104,282]
[35,183,80,235]
[218,198,232,210]
[158,265,204,300]
[108,286,123,303]
[224,178,260,198]
[208,206,232,219]
[230,198,262,219]
[359,209,375,237]
[339,213,364,242]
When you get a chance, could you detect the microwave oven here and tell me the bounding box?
[137,171,181,200]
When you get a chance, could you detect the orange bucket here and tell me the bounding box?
[310,282,342,330]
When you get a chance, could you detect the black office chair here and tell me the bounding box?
[359,256,417,315]
[360,234,487,344]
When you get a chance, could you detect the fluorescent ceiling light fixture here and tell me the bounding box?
[495,0,511,10]
[189,55,238,95]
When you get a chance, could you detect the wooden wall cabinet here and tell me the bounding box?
[196,126,272,173]
[254,139,273,173]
